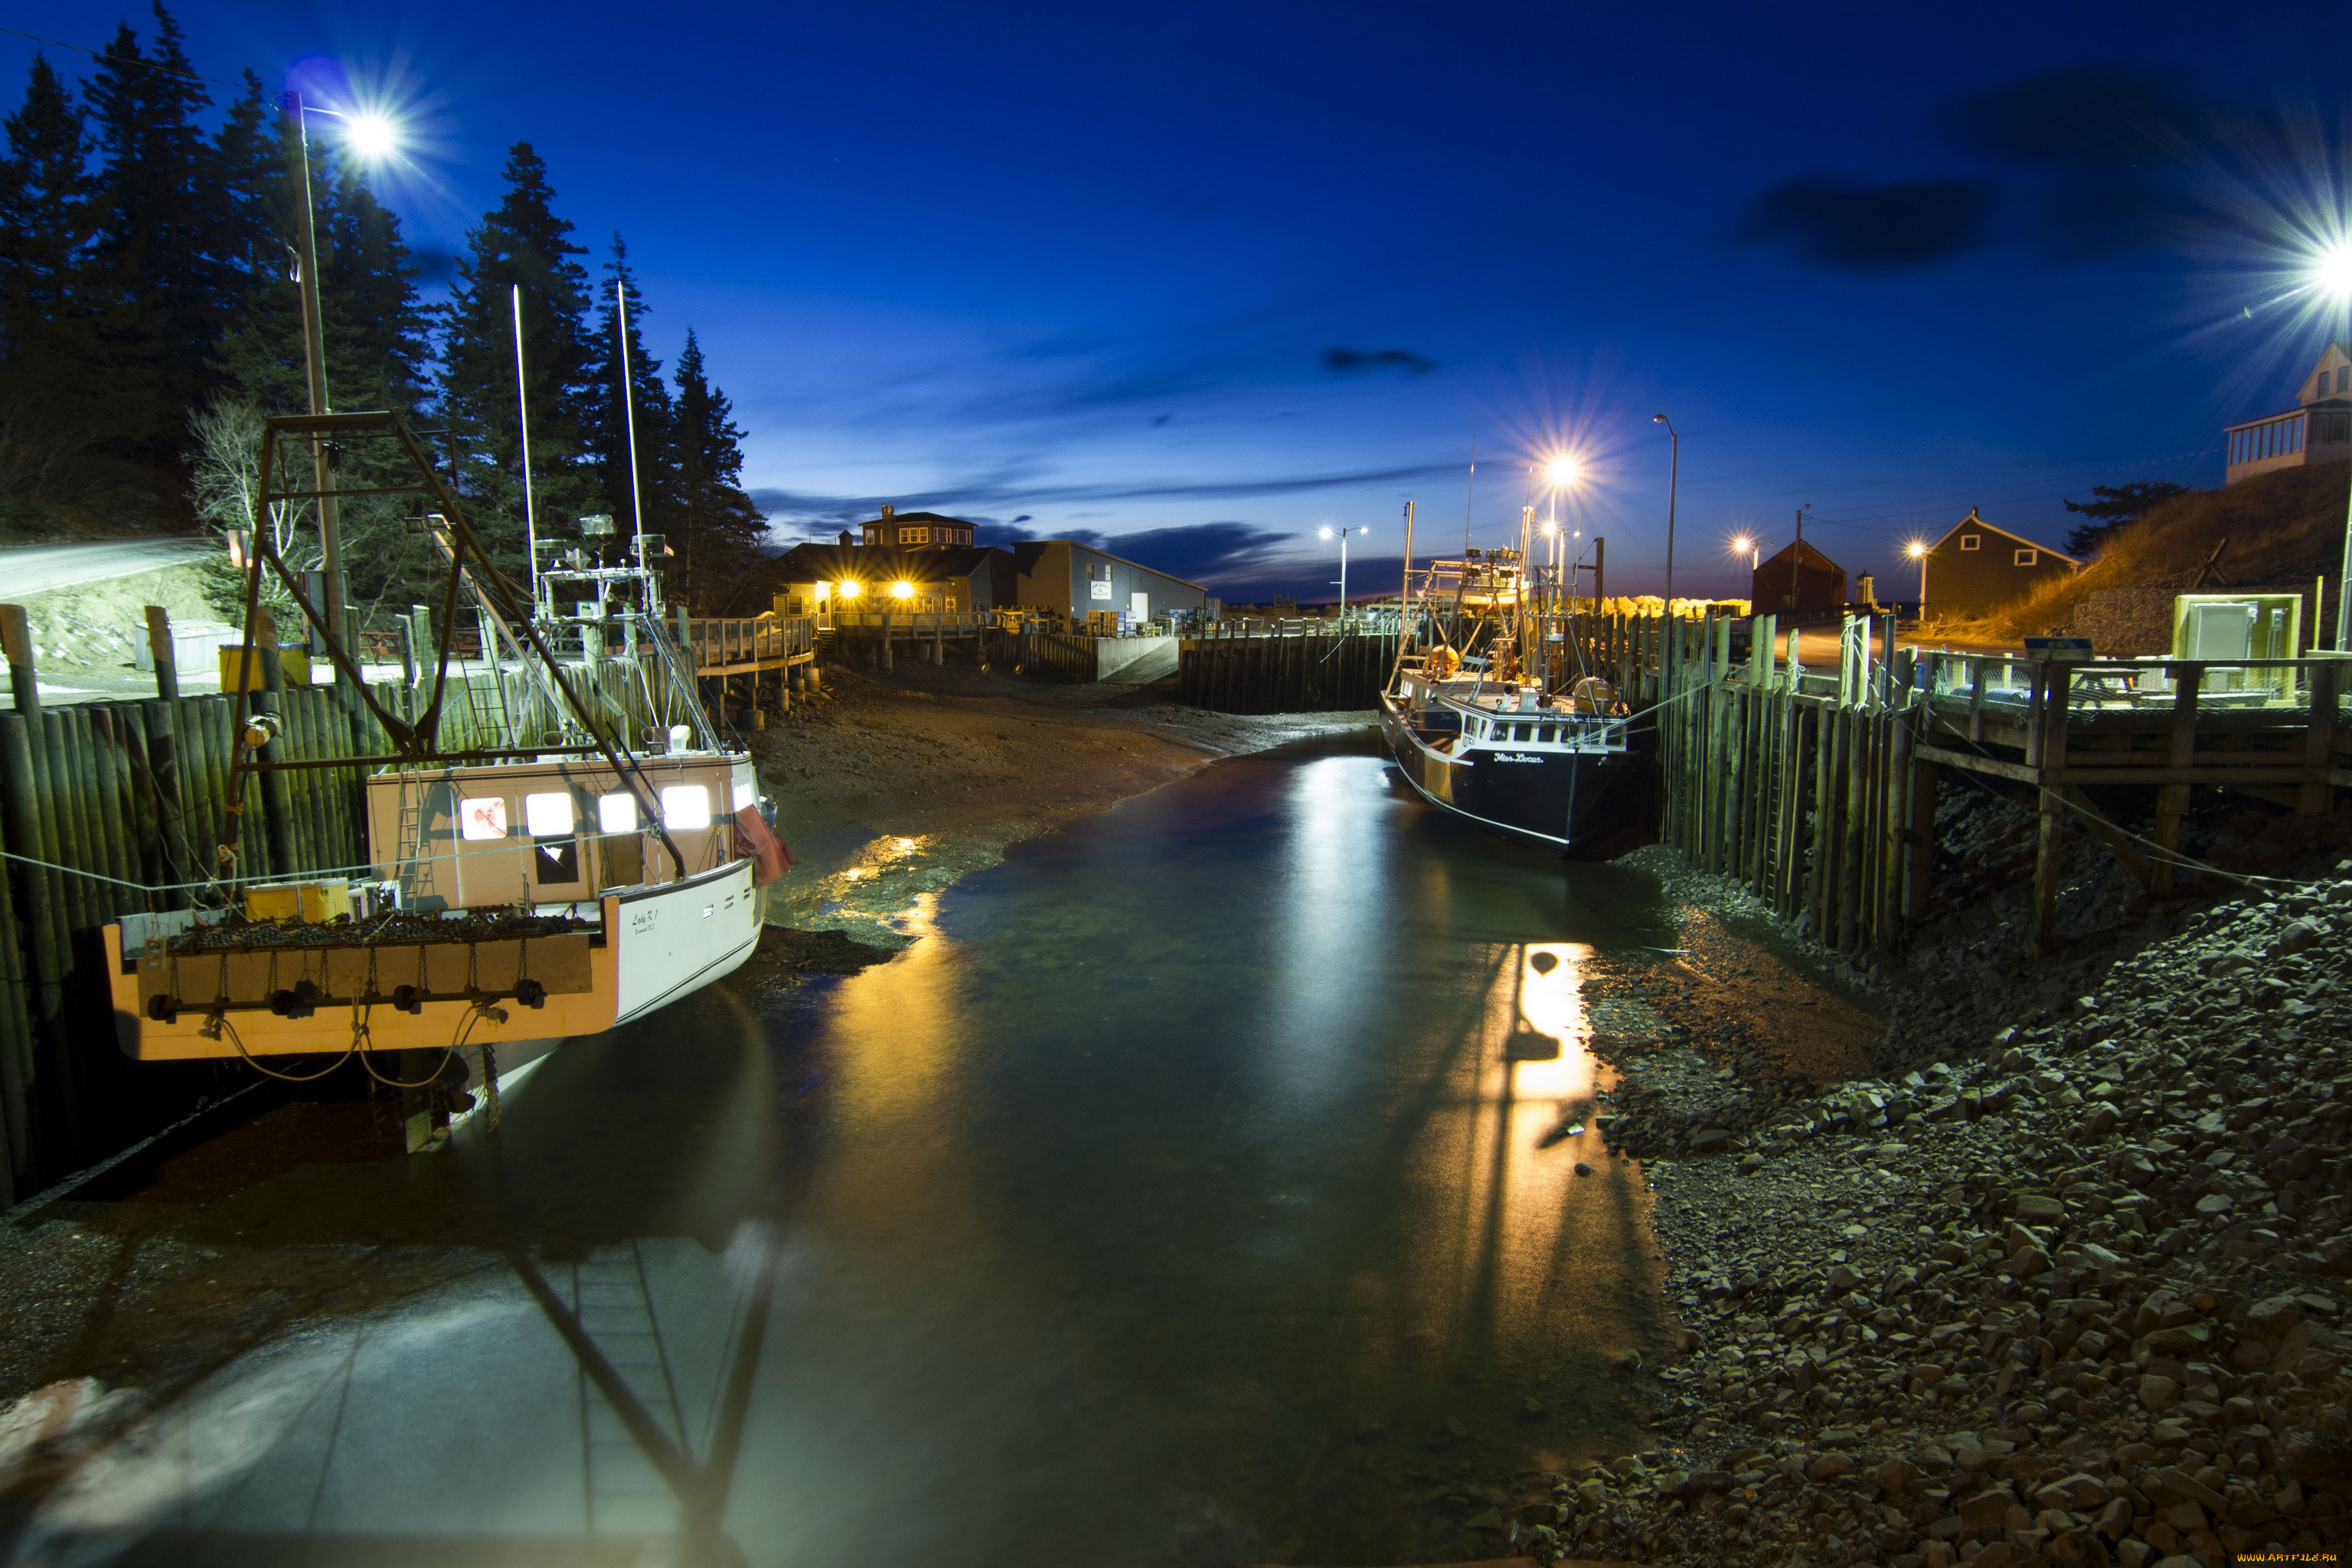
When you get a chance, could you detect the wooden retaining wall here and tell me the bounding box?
[0,660,668,1205]
[1174,630,1400,714]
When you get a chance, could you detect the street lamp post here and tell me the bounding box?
[2301,243,2352,647]
[1654,413,1679,610]
[281,91,341,632]
[1318,525,1367,619]
[277,94,400,647]
[1906,540,1929,621]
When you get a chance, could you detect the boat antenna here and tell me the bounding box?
[617,279,646,566]
[1463,437,1476,556]
[511,284,539,607]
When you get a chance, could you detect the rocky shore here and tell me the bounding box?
[1459,791,2352,1568]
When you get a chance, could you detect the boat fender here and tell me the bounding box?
[268,979,319,1019]
[514,978,547,1009]
[733,804,792,886]
[392,985,424,1015]
[145,995,178,1024]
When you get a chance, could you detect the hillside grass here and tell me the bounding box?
[1955,460,2350,642]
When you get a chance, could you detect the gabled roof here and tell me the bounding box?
[861,510,975,528]
[1005,538,1207,592]
[1926,508,2079,565]
[774,542,999,579]
[1759,537,1844,572]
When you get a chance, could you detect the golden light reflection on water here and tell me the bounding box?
[1345,939,1655,1436]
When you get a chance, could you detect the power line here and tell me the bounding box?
[1804,446,2222,524]
[0,24,245,92]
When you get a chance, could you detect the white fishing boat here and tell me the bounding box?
[102,410,790,1146]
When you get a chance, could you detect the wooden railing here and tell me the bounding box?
[684,615,812,671]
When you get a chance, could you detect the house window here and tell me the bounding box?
[2338,367,2349,394]
[1959,535,1980,551]
[2014,548,2037,567]
[901,527,929,544]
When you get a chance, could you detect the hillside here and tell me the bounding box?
[1975,461,2348,651]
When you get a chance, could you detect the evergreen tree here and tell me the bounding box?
[669,328,769,612]
[324,168,428,411]
[583,234,677,550]
[434,141,596,575]
[0,55,139,524]
[83,5,224,452]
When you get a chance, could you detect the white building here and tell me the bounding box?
[2224,343,2352,485]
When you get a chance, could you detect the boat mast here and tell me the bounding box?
[511,284,539,608]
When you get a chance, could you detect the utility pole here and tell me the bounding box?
[1654,413,1679,609]
[282,93,341,633]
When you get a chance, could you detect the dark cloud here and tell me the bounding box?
[1321,345,1438,376]
[1935,67,2220,259]
[1738,66,2241,272]
[745,459,1462,533]
[1736,175,1995,270]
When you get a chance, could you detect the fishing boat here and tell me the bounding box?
[104,410,789,1145]
[1379,534,1649,857]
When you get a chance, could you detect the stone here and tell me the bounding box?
[2154,1466,2229,1511]
[2016,1194,2067,1224]
[2138,1375,2181,1413]
[1573,1162,1593,1176]
[2274,917,2325,955]
[1871,1457,1919,1491]
[1913,1362,1949,1385]
[1689,1127,1734,1152]
[1807,1453,1854,1481]
[2247,1292,2305,1338]
[2196,1193,2235,1217]
[2038,1472,2110,1510]
[2010,1244,2052,1276]
[1959,1488,2019,1529]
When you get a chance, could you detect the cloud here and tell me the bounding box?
[1736,66,2244,272]
[1321,345,1438,376]
[746,458,1462,534]
[1736,175,1995,270]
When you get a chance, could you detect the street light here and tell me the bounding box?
[1654,413,1680,611]
[1906,539,1929,619]
[2315,241,2352,649]
[1318,525,1368,617]
[1729,534,1759,572]
[279,91,401,635]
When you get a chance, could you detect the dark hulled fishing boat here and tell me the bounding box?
[1378,541,1649,857]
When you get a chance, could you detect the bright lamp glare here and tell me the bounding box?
[1729,536,1753,555]
[1545,456,1580,485]
[890,580,914,599]
[342,113,398,161]
[1906,541,1929,558]
[1318,527,1333,539]
[2313,240,2352,300]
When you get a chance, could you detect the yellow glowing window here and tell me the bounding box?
[524,792,574,838]
[597,793,639,834]
[660,784,711,829]
[459,797,508,840]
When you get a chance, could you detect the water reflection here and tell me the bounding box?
[11,734,1677,1568]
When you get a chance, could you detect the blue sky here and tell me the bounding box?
[11,1,2350,599]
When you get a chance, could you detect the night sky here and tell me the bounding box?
[11,2,2350,599]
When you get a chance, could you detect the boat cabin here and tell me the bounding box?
[368,752,755,911]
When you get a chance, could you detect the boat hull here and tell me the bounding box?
[1379,693,1647,858]
[107,860,763,1063]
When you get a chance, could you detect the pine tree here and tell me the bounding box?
[324,168,427,411]
[0,55,140,524]
[583,234,677,552]
[669,328,770,612]
[83,5,224,453]
[434,142,598,576]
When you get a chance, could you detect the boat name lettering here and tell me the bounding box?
[1492,752,1547,763]
[631,907,660,935]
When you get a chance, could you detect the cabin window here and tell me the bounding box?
[661,784,712,829]
[597,793,639,833]
[459,796,508,840]
[1959,535,1980,551]
[732,782,756,812]
[524,792,574,837]
[2014,549,2037,567]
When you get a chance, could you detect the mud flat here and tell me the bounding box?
[1451,787,2352,1568]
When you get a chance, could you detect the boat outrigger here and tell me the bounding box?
[105,411,788,1144]
[1380,521,1650,856]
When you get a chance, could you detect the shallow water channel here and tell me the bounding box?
[22,733,1690,1567]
